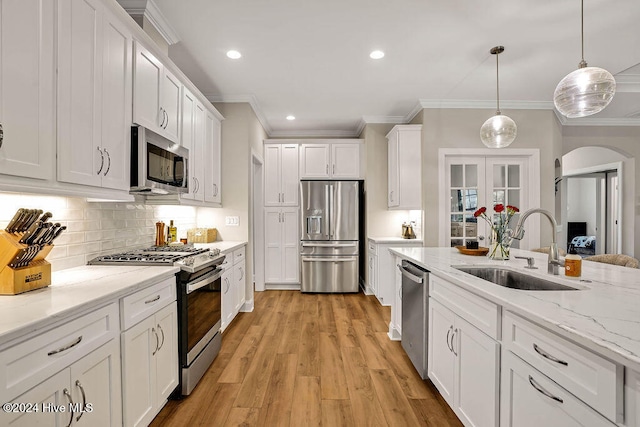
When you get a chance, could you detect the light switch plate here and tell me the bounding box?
[225,216,240,226]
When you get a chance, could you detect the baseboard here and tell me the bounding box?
[265,283,301,291]
[388,321,401,341]
[241,299,254,312]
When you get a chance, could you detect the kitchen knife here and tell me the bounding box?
[31,223,52,245]
[40,223,61,245]
[5,208,24,233]
[23,209,44,231]
[8,248,29,268]
[15,209,35,232]
[20,244,43,268]
[9,209,29,233]
[19,220,43,244]
[47,225,66,245]
[38,211,52,224]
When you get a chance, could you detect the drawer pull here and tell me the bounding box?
[533,343,568,366]
[47,336,83,356]
[145,295,161,304]
[529,375,564,403]
[63,388,75,427]
[75,380,87,422]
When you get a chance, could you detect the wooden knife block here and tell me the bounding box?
[0,230,52,295]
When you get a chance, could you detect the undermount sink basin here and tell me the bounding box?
[454,266,580,291]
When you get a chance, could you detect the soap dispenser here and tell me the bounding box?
[565,244,581,278]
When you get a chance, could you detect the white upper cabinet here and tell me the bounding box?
[183,102,205,201]
[133,42,181,143]
[264,143,299,206]
[0,0,55,181]
[57,0,132,191]
[299,140,362,179]
[204,109,222,205]
[181,87,196,151]
[387,125,421,209]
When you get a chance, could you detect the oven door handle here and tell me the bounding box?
[187,269,223,294]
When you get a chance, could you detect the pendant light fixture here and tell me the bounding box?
[553,0,615,118]
[480,46,517,149]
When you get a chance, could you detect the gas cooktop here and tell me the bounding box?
[88,246,224,273]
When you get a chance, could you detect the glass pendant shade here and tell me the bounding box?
[480,114,517,148]
[553,66,616,118]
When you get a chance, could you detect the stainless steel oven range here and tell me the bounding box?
[88,245,226,395]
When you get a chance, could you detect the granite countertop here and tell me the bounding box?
[0,265,179,347]
[369,236,423,244]
[389,246,640,372]
[194,241,247,253]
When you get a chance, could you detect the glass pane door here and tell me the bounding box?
[485,158,528,249]
[445,158,486,247]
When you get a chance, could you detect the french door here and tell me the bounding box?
[442,153,538,250]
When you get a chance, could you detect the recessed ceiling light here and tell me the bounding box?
[226,50,242,59]
[286,115,295,121]
[369,50,385,59]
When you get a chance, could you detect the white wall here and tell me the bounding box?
[566,178,597,235]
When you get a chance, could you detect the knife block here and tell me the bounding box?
[0,230,52,295]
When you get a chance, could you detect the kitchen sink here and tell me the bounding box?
[454,266,580,291]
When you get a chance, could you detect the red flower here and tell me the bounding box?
[474,207,487,217]
[506,205,519,213]
[494,204,504,213]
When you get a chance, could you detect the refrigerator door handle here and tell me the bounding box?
[324,184,330,239]
[301,242,357,248]
[301,256,358,262]
[329,184,334,238]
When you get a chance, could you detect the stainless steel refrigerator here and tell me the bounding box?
[300,180,363,292]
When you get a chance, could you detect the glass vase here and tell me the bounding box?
[488,230,510,260]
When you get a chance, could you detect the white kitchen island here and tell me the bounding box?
[389,246,640,427]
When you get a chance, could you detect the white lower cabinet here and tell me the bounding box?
[264,207,299,284]
[428,297,500,427]
[222,246,246,331]
[121,300,178,427]
[501,351,614,427]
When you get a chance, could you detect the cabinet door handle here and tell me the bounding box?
[96,147,105,175]
[213,183,218,196]
[533,343,568,366]
[47,336,83,356]
[0,123,4,149]
[528,375,564,403]
[104,148,111,176]
[389,190,394,203]
[446,327,452,352]
[238,267,244,280]
[333,164,335,175]
[451,328,458,356]
[152,327,159,356]
[163,109,169,129]
[75,380,87,422]
[224,277,231,293]
[157,323,165,351]
[63,388,74,427]
[399,283,402,300]
[159,107,166,128]
[145,295,161,304]
[326,164,328,175]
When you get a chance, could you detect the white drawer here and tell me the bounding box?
[233,246,245,264]
[0,302,119,403]
[429,275,500,339]
[368,240,377,255]
[121,277,176,331]
[503,311,623,422]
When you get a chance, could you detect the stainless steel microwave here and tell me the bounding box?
[130,126,188,194]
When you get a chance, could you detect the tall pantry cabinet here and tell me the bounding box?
[264,142,300,285]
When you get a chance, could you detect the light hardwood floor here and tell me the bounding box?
[151,290,463,427]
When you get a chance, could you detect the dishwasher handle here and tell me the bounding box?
[397,263,424,284]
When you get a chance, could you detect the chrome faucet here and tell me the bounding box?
[511,208,563,275]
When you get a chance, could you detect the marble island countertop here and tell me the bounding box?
[389,246,640,372]
[0,265,179,347]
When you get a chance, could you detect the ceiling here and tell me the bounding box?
[150,0,640,137]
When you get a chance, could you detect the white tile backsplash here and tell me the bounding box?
[0,194,198,272]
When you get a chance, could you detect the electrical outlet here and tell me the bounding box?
[225,216,240,226]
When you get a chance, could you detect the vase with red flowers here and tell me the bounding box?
[473,204,519,260]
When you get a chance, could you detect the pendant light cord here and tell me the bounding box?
[496,51,501,115]
[579,0,587,68]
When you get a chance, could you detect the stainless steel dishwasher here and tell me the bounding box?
[398,259,429,379]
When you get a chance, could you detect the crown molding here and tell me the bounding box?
[269,129,361,138]
[206,94,273,136]
[615,74,640,92]
[554,109,640,126]
[417,99,554,110]
[116,0,180,45]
